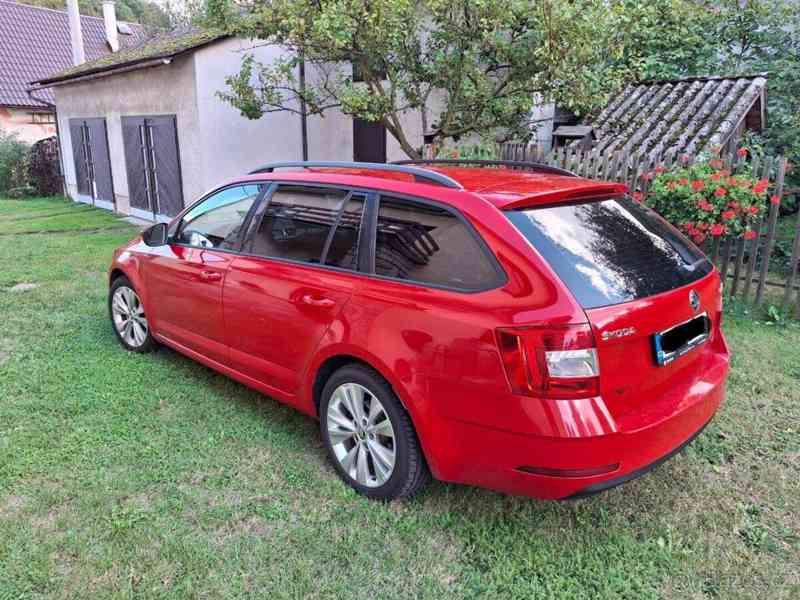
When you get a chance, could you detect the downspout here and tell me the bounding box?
[26,89,67,197]
[299,52,308,161]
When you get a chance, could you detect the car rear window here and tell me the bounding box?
[505,196,713,309]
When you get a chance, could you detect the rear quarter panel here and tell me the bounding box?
[301,204,588,477]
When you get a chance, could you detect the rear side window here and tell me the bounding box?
[375,196,501,290]
[505,197,713,309]
[244,185,365,270]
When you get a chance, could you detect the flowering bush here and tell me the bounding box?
[645,150,770,245]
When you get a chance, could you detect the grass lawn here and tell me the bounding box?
[0,196,798,599]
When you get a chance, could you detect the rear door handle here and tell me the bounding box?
[301,294,335,308]
[199,270,222,281]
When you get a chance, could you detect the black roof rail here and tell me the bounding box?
[248,161,463,189]
[392,159,578,178]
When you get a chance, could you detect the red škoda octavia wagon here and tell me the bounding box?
[108,160,729,500]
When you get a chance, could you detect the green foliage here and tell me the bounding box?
[646,150,768,242]
[610,0,719,81]
[0,128,30,196]
[216,0,635,158]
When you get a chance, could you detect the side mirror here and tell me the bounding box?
[142,222,168,247]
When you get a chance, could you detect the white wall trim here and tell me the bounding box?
[95,198,115,211]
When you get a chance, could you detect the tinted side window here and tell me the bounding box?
[374,197,499,290]
[176,185,262,250]
[245,186,365,270]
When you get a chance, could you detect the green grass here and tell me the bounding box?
[0,197,798,599]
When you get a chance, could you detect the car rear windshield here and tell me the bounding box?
[505,196,713,309]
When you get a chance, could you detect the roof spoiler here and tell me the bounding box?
[501,183,629,210]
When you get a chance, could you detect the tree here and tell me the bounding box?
[214,0,635,158]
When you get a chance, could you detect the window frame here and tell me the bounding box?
[169,179,507,293]
[169,183,269,251]
[240,182,369,271]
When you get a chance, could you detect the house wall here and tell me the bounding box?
[192,37,305,193]
[194,38,426,169]
[53,37,443,221]
[0,106,56,143]
[54,54,201,214]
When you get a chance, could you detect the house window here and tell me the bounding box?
[30,112,56,125]
[352,60,387,82]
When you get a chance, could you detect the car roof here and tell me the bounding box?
[234,166,628,211]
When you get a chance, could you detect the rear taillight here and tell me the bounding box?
[495,324,600,399]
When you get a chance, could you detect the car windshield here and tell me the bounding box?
[505,196,713,309]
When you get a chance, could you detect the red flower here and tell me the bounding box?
[642,171,654,181]
[721,210,736,221]
[710,172,722,181]
[720,169,731,177]
[654,165,667,174]
[737,147,748,158]
[697,200,714,212]
[746,205,759,215]
[770,194,781,205]
[692,233,707,244]
[726,177,739,187]
[632,191,643,202]
[667,181,677,191]
[709,158,724,169]
[744,230,757,240]
[679,178,689,186]
[710,224,726,236]
[714,187,727,197]
[691,180,704,191]
[726,201,740,210]
[679,154,691,164]
[753,179,769,194]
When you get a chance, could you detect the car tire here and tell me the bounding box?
[320,364,430,500]
[108,276,157,353]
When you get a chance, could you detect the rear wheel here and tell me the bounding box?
[320,365,430,499]
[109,276,157,353]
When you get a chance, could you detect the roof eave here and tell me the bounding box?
[31,34,229,88]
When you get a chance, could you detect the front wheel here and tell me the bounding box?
[320,365,430,500]
[109,276,157,353]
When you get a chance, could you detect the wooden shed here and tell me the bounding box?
[582,74,768,159]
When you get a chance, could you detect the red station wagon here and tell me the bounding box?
[108,160,730,500]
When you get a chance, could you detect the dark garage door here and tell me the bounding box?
[121,115,184,219]
[68,118,114,208]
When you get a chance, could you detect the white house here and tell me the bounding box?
[31,12,427,221]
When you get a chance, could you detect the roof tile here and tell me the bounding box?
[0,0,144,107]
[585,74,768,158]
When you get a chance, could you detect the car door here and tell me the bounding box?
[143,184,263,364]
[223,184,367,398]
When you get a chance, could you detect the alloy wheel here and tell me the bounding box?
[111,286,149,348]
[326,382,396,487]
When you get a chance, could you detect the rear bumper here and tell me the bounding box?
[565,416,711,499]
[429,349,728,500]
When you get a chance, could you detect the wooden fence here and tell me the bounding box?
[495,142,800,317]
